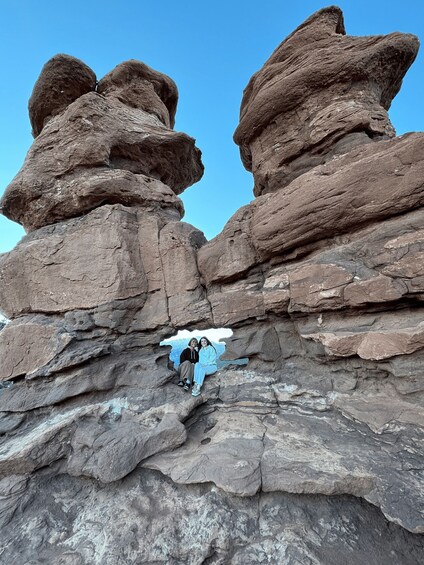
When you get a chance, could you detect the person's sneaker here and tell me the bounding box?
[192,384,201,397]
[183,380,191,391]
[177,380,184,387]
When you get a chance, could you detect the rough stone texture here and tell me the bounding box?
[233,6,419,196]
[251,133,424,259]
[299,310,424,360]
[144,369,424,533]
[1,92,202,231]
[28,54,97,137]
[1,470,423,565]
[197,205,257,284]
[0,205,149,316]
[1,54,203,232]
[0,319,72,381]
[1,7,424,564]
[97,59,178,128]
[159,221,212,327]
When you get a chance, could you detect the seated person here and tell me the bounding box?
[192,336,217,397]
[177,338,199,390]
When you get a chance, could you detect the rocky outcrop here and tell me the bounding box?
[1,57,202,231]
[233,6,419,196]
[0,6,424,564]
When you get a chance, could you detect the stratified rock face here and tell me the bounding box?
[233,6,419,196]
[1,7,424,564]
[195,3,424,547]
[1,57,203,231]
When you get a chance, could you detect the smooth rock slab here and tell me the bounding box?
[251,133,424,260]
[145,411,265,496]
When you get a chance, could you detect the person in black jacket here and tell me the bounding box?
[177,338,199,391]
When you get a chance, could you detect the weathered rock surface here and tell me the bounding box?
[1,469,423,565]
[234,5,419,196]
[0,205,149,316]
[28,54,97,137]
[1,57,203,231]
[199,133,424,280]
[97,59,178,127]
[0,319,73,381]
[1,6,424,564]
[144,369,424,533]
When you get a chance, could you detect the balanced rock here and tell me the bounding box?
[1,57,203,231]
[98,59,178,127]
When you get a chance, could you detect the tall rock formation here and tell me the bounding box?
[0,7,423,564]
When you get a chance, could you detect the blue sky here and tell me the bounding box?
[1,1,423,253]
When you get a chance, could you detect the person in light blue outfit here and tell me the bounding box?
[192,336,217,397]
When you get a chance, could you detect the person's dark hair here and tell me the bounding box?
[188,337,198,348]
[199,336,216,351]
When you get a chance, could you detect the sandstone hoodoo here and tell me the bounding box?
[0,6,423,563]
[233,5,419,196]
[1,56,203,232]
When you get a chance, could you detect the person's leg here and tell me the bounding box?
[204,365,217,377]
[193,364,207,387]
[192,364,216,396]
[179,361,192,381]
[183,362,194,390]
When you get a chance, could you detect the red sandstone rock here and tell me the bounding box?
[251,134,424,259]
[2,56,204,231]
[0,321,72,381]
[0,205,148,316]
[28,54,97,137]
[197,205,257,285]
[1,8,424,556]
[1,93,202,230]
[98,60,178,128]
[159,221,212,327]
[234,6,419,195]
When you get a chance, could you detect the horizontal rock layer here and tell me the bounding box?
[1,469,423,564]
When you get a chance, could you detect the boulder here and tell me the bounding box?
[98,59,178,128]
[28,54,96,137]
